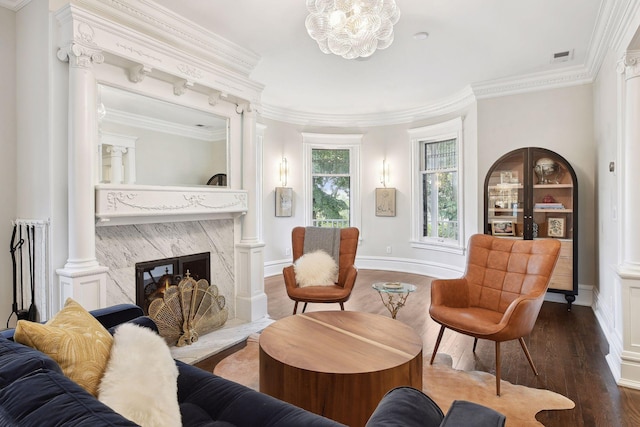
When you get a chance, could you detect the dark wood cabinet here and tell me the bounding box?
[484,147,578,308]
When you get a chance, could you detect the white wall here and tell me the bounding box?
[0,7,17,328]
[261,104,478,279]
[261,85,595,296]
[593,46,622,343]
[477,85,596,291]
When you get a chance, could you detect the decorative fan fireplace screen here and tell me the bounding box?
[135,252,229,346]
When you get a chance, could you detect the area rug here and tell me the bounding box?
[213,334,574,426]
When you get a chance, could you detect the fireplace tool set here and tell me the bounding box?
[7,222,38,328]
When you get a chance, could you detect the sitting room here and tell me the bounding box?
[1,0,640,425]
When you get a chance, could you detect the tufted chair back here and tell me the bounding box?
[465,234,560,313]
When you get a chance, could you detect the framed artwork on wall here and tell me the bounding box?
[275,187,293,217]
[375,188,396,217]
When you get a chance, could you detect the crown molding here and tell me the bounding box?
[471,64,594,100]
[260,86,477,128]
[0,0,30,11]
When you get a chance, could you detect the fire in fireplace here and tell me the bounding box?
[135,252,210,314]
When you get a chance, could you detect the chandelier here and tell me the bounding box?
[305,0,401,59]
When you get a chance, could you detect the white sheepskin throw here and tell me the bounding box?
[294,250,339,287]
[98,323,181,427]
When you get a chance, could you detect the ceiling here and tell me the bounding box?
[0,0,606,118]
[150,0,604,118]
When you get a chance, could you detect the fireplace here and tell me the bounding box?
[135,252,210,314]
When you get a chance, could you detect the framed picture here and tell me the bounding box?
[375,188,396,217]
[275,187,293,217]
[500,170,519,184]
[547,217,565,238]
[491,219,515,236]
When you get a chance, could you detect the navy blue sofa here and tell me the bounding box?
[0,304,505,426]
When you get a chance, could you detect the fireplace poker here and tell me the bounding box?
[7,223,26,328]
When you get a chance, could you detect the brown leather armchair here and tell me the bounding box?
[283,227,359,314]
[429,234,561,395]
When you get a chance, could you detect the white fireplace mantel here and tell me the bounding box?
[95,184,248,226]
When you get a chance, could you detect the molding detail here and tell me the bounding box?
[78,0,260,76]
[177,63,203,79]
[173,79,193,96]
[619,50,640,79]
[115,41,162,62]
[95,184,248,223]
[128,64,152,82]
[57,42,104,69]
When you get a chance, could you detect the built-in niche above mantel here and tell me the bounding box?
[95,184,248,226]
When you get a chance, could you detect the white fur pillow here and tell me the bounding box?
[98,323,181,427]
[294,250,338,287]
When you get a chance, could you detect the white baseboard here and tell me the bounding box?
[266,256,591,307]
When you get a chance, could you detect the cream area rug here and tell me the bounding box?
[214,334,574,427]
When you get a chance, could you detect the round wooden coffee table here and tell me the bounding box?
[259,311,423,427]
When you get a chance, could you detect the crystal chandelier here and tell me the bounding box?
[305,0,401,59]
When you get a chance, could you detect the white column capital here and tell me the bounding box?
[57,42,104,69]
[618,50,640,79]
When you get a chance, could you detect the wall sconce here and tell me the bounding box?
[279,157,289,187]
[380,159,390,188]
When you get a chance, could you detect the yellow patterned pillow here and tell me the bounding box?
[14,298,113,397]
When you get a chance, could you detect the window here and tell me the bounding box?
[302,133,361,229]
[409,118,463,251]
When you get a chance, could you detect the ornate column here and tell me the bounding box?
[615,50,640,390]
[235,105,268,321]
[55,42,108,311]
[106,146,126,184]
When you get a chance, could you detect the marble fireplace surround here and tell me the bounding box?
[95,218,274,361]
[95,219,236,318]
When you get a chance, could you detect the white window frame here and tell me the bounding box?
[302,133,362,230]
[409,117,464,253]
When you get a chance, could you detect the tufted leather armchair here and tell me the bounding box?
[429,234,561,395]
[283,227,359,314]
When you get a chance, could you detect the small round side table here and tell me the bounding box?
[372,282,417,319]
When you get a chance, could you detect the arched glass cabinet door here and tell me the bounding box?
[484,147,578,309]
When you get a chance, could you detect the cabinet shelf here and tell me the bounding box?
[533,184,573,189]
[533,208,573,213]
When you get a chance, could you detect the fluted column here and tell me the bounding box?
[235,105,267,321]
[615,50,640,390]
[55,43,108,311]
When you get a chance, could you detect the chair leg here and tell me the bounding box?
[495,341,501,396]
[339,302,345,310]
[293,302,298,315]
[302,302,308,313]
[473,337,479,352]
[430,325,446,365]
[519,337,539,376]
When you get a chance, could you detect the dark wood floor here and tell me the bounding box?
[265,270,640,427]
